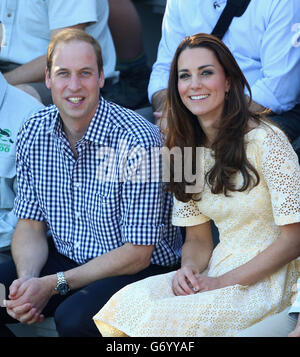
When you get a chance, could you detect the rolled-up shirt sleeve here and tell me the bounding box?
[120,144,166,245]
[13,125,45,221]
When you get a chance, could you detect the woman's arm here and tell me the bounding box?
[172,221,214,295]
[190,223,300,293]
[198,223,300,293]
[219,223,300,287]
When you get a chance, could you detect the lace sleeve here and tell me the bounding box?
[172,196,210,227]
[261,126,300,226]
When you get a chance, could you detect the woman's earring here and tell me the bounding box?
[225,91,229,100]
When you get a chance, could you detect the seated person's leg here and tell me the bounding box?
[235,307,296,337]
[15,84,42,103]
[0,61,52,106]
[20,81,53,106]
[103,0,151,110]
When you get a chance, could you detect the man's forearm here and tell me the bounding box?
[4,55,47,85]
[11,220,48,279]
[50,243,154,292]
[4,22,88,86]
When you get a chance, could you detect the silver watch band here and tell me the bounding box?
[57,271,66,285]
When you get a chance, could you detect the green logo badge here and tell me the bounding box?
[0,128,14,152]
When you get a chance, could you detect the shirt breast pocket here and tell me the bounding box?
[89,184,118,237]
[96,181,115,202]
[89,182,115,217]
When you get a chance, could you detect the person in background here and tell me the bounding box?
[93,33,300,337]
[103,0,151,110]
[148,0,300,158]
[0,22,44,253]
[0,0,117,105]
[235,277,300,337]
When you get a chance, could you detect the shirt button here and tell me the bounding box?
[74,241,80,249]
[74,182,81,188]
[75,211,81,218]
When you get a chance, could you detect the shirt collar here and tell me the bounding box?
[48,97,112,145]
[46,106,63,138]
[0,73,8,109]
[83,96,112,145]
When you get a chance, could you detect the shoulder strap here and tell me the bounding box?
[211,0,251,39]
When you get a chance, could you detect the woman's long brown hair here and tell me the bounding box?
[164,33,262,202]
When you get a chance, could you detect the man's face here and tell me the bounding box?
[45,40,104,124]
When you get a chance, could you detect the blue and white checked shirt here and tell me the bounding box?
[14,97,182,266]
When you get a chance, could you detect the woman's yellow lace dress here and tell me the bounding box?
[93,124,300,337]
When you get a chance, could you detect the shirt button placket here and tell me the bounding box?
[73,163,82,257]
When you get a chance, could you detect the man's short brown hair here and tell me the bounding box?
[47,28,103,76]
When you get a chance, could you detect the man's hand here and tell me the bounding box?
[4,276,55,324]
[4,277,44,324]
[8,277,30,300]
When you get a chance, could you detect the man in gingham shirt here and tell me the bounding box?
[0,29,182,337]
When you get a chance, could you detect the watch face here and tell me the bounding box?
[57,282,70,295]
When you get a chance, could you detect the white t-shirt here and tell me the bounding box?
[0,73,44,249]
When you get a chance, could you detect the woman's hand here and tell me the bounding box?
[172,267,222,296]
[172,266,201,296]
[194,274,221,292]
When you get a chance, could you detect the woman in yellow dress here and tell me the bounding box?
[93,33,300,337]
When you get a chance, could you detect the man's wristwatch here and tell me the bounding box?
[55,272,70,295]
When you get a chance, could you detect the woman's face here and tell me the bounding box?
[177,47,230,128]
